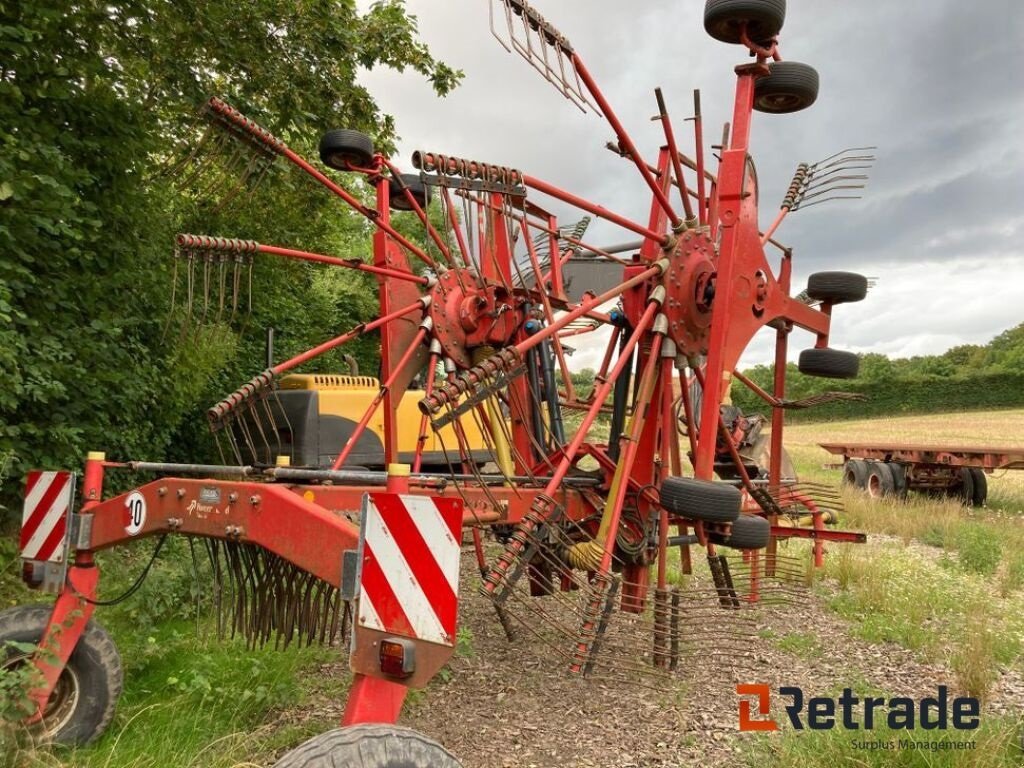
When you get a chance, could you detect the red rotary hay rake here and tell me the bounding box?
[7,1,875,763]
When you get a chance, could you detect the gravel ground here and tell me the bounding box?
[282,544,1024,768]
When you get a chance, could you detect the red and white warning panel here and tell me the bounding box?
[357,493,463,647]
[21,470,76,564]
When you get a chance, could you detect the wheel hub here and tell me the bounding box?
[663,229,718,356]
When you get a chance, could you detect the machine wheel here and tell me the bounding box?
[954,467,975,506]
[753,61,819,114]
[0,605,122,745]
[888,462,909,497]
[703,0,786,45]
[842,459,868,489]
[389,173,430,211]
[710,514,770,549]
[968,467,988,507]
[274,725,463,768]
[866,462,895,499]
[319,129,375,171]
[660,476,742,523]
[806,271,868,304]
[798,348,859,379]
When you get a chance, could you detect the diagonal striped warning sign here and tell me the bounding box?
[357,493,462,646]
[21,471,75,563]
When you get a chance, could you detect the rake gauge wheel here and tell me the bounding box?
[389,173,430,211]
[319,129,375,170]
[660,476,742,523]
[709,514,770,549]
[703,0,786,45]
[0,605,123,745]
[753,61,819,114]
[806,271,868,304]
[798,348,859,379]
[273,725,463,768]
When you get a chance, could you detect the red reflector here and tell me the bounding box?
[379,637,415,678]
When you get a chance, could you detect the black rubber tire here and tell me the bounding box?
[389,173,430,212]
[954,467,975,506]
[660,476,742,523]
[0,605,122,745]
[888,462,908,498]
[704,0,786,45]
[273,725,463,768]
[754,61,819,114]
[866,462,895,499]
[710,514,771,549]
[968,468,988,507]
[319,129,375,171]
[842,459,868,489]
[798,348,859,379]
[806,272,868,304]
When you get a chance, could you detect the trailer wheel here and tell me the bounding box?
[888,462,908,498]
[798,348,859,379]
[709,514,770,549]
[806,272,868,304]
[703,0,786,46]
[0,605,122,745]
[954,467,975,506]
[753,61,819,114]
[866,462,894,499]
[968,468,988,507]
[389,173,430,211]
[273,725,463,768]
[842,459,868,489]
[319,129,375,171]
[660,476,742,523]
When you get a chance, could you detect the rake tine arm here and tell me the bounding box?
[654,87,696,225]
[380,157,456,267]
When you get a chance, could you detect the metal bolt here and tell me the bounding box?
[228,492,238,503]
[158,486,167,497]
[249,495,261,505]
[177,488,186,499]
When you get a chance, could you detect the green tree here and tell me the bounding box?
[0,0,460,512]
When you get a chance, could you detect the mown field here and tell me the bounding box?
[2,410,1024,767]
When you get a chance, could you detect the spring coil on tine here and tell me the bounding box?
[782,163,809,210]
[419,347,523,415]
[207,368,276,427]
[203,97,286,156]
[412,150,523,188]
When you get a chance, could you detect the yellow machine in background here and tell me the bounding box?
[275,374,493,469]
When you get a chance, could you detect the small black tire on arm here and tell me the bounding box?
[798,348,859,379]
[319,129,375,171]
[753,61,819,114]
[843,459,868,489]
[389,173,431,212]
[273,725,463,768]
[703,0,786,45]
[806,271,868,304]
[710,514,771,549]
[659,476,742,523]
[0,605,122,745]
[968,468,988,507]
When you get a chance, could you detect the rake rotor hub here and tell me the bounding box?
[429,269,525,368]
[663,229,718,356]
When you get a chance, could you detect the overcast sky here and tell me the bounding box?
[358,0,1023,368]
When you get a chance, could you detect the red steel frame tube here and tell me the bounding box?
[258,243,428,285]
[571,54,681,229]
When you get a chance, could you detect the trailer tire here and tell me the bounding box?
[709,514,771,549]
[660,476,742,523]
[389,173,430,211]
[954,467,975,506]
[273,725,463,768]
[798,348,859,379]
[319,129,375,171]
[968,468,988,507]
[703,0,786,45]
[888,462,908,498]
[842,459,868,489]
[866,462,894,499]
[0,605,122,745]
[754,61,819,114]
[806,271,868,304]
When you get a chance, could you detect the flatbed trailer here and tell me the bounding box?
[819,442,1024,505]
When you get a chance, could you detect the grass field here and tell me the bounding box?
[2,409,1024,766]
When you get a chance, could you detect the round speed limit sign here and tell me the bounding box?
[124,490,147,536]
